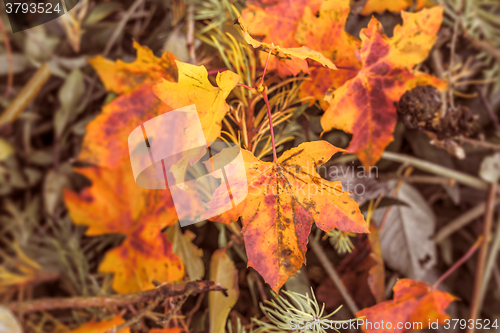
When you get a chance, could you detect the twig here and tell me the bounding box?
[0,64,51,127]
[458,136,500,151]
[434,197,500,243]
[7,280,227,313]
[308,235,359,315]
[103,0,144,57]
[187,4,196,64]
[109,296,163,333]
[381,151,489,191]
[0,15,13,98]
[468,182,498,332]
[480,212,500,307]
[379,174,455,186]
[433,237,482,289]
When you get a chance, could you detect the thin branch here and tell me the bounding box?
[468,182,498,332]
[7,280,227,313]
[434,197,500,243]
[480,212,500,306]
[187,3,196,64]
[103,0,144,56]
[381,151,489,191]
[308,235,359,315]
[433,237,482,290]
[0,64,51,126]
[478,89,500,132]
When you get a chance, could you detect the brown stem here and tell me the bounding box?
[308,235,359,315]
[467,182,498,333]
[458,136,500,151]
[187,4,196,64]
[433,237,482,289]
[6,280,227,313]
[262,91,277,162]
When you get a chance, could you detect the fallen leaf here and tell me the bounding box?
[357,279,457,333]
[63,165,184,293]
[240,0,322,76]
[209,247,239,333]
[153,62,239,143]
[212,141,367,292]
[360,0,428,15]
[236,18,336,72]
[294,0,361,107]
[321,7,447,167]
[64,315,130,333]
[166,223,205,281]
[89,41,177,95]
[78,83,172,169]
[64,165,177,235]
[99,224,184,294]
[372,181,437,280]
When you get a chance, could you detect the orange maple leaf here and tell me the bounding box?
[212,141,367,292]
[360,0,428,15]
[64,315,129,333]
[89,41,177,95]
[357,279,457,333]
[294,0,361,107]
[64,166,185,293]
[321,7,447,167]
[240,0,322,76]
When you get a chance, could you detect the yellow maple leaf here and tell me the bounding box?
[153,61,240,143]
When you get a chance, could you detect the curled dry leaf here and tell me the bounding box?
[240,0,323,76]
[209,248,239,333]
[212,141,367,292]
[321,7,447,167]
[372,181,437,280]
[236,18,336,72]
[357,279,457,333]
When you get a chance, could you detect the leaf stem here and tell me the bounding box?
[262,91,278,163]
[259,50,272,87]
[308,235,359,315]
[468,182,498,332]
[433,236,482,290]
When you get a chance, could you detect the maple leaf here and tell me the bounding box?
[321,7,447,167]
[153,61,239,143]
[64,315,129,333]
[99,224,184,294]
[89,41,177,95]
[63,165,185,293]
[79,85,173,169]
[236,18,336,72]
[360,0,427,15]
[294,0,361,107]
[240,0,323,76]
[64,165,178,235]
[212,141,367,292]
[357,279,457,333]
